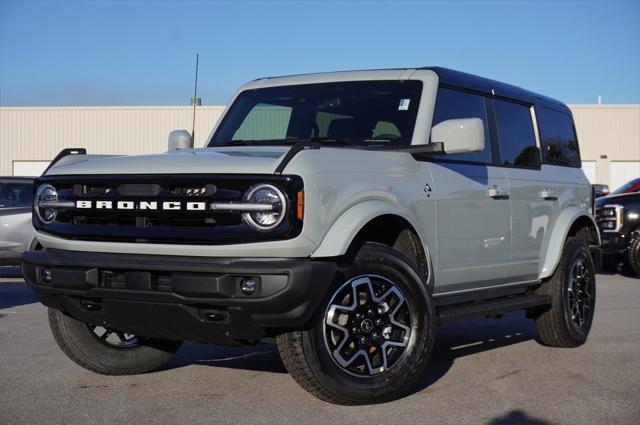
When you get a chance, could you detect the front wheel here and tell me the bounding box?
[49,308,182,375]
[277,243,435,405]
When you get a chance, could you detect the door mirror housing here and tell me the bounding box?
[592,184,609,199]
[168,129,193,151]
[430,118,484,155]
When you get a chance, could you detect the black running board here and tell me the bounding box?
[436,293,551,324]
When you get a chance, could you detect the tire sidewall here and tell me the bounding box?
[557,239,596,342]
[302,244,435,402]
[626,234,640,277]
[49,308,181,374]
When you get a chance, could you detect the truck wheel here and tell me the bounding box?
[535,238,596,347]
[277,243,435,405]
[49,308,182,375]
[625,234,640,277]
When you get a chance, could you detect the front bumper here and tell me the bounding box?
[1,250,23,266]
[22,249,336,345]
[599,232,627,255]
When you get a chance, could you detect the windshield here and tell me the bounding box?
[209,80,422,148]
[611,178,640,195]
[0,181,33,208]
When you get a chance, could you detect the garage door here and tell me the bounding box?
[610,161,640,192]
[13,161,50,176]
[581,161,597,184]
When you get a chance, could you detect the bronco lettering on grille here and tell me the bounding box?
[75,200,207,210]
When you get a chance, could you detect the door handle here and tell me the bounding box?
[539,190,559,200]
[487,186,510,199]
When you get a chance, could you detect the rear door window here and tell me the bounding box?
[494,99,541,168]
[537,107,581,167]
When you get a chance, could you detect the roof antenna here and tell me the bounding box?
[191,53,200,142]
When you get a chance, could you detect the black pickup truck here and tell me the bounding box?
[595,179,640,276]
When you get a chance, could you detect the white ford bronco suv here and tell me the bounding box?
[23,67,601,405]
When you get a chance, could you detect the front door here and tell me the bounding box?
[426,87,511,294]
[430,163,511,293]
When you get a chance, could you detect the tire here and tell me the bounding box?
[534,238,596,347]
[624,234,640,277]
[48,308,182,375]
[277,243,435,405]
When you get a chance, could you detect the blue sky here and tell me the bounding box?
[1,0,638,106]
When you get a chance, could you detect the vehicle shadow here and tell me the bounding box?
[165,309,538,387]
[167,341,286,373]
[414,310,537,392]
[487,409,556,425]
[598,262,639,279]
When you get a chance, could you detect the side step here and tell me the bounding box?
[436,293,551,325]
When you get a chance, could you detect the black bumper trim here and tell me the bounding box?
[599,233,627,255]
[22,249,337,345]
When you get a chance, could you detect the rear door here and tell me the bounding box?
[492,99,559,282]
[427,88,511,294]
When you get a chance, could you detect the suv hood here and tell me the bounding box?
[44,146,291,176]
[595,191,640,206]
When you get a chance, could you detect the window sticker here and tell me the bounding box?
[398,98,411,111]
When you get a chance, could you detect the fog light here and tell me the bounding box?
[41,268,53,284]
[240,277,258,295]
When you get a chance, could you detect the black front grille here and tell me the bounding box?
[35,174,303,245]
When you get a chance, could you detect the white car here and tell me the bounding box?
[0,177,36,266]
[23,68,600,404]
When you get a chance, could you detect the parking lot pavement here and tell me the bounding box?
[1,270,638,425]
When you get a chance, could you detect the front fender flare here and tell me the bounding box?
[310,200,434,288]
[539,207,600,279]
[311,200,420,258]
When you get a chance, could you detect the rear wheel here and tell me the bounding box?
[625,233,640,277]
[49,308,182,375]
[277,243,435,405]
[535,238,596,347]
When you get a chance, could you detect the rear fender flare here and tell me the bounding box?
[539,207,600,279]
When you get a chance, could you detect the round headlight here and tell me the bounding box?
[242,184,287,231]
[35,184,58,224]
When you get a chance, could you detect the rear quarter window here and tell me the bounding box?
[537,107,581,167]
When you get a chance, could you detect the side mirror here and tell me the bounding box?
[592,184,609,198]
[168,129,193,151]
[431,118,484,155]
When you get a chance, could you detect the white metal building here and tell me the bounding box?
[570,105,640,190]
[1,104,638,190]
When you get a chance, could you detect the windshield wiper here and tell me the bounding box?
[283,137,349,145]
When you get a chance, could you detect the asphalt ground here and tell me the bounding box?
[1,267,638,425]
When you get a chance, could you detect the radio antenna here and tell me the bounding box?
[191,53,199,142]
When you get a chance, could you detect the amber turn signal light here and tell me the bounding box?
[297,190,304,221]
